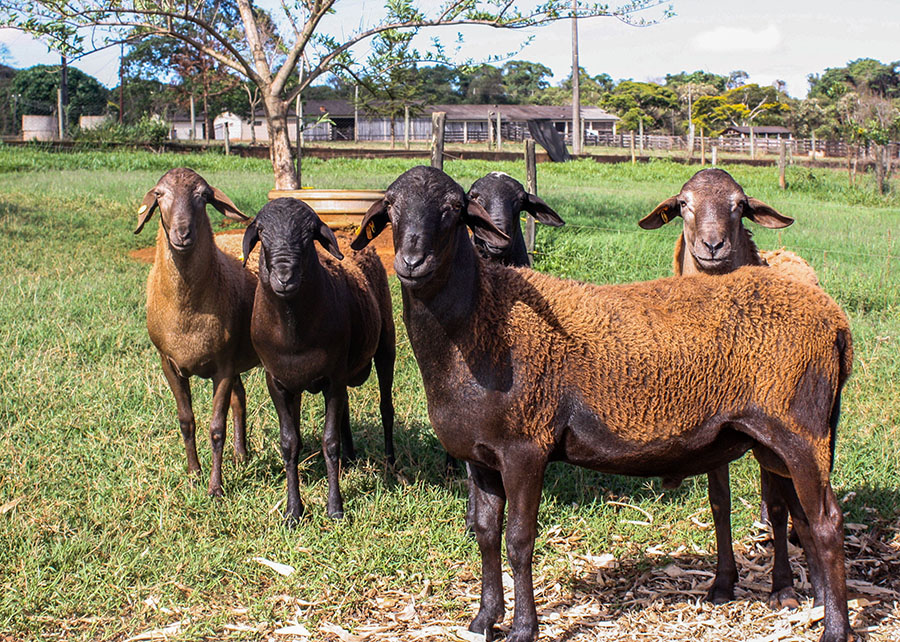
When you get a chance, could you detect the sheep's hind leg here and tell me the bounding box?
[231,375,249,464]
[208,374,235,497]
[266,373,304,526]
[706,464,738,604]
[339,395,356,466]
[769,450,850,642]
[159,355,201,485]
[373,331,396,465]
[761,469,800,610]
[468,463,506,641]
[322,387,347,519]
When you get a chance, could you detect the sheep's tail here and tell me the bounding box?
[828,327,853,471]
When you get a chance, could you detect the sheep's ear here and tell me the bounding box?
[638,195,680,229]
[524,193,565,227]
[241,219,259,268]
[209,186,247,221]
[316,219,344,260]
[134,189,158,234]
[744,198,794,228]
[350,199,389,250]
[464,198,509,246]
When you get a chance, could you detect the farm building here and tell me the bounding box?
[206,100,618,144]
[720,125,792,139]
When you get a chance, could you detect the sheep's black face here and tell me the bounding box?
[350,166,508,292]
[135,167,246,250]
[246,198,343,300]
[467,173,524,259]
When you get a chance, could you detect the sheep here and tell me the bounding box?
[242,197,395,522]
[466,172,565,266]
[639,168,818,286]
[351,166,853,642]
[639,168,819,606]
[135,167,259,497]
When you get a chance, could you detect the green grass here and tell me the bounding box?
[0,148,897,640]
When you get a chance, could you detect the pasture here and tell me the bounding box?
[0,146,898,641]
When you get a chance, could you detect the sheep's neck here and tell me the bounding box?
[153,224,219,301]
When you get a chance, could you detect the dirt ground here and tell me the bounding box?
[129,224,396,275]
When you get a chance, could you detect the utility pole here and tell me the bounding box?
[119,43,125,124]
[59,54,68,139]
[571,0,581,155]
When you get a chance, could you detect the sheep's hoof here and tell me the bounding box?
[469,608,502,641]
[705,584,735,605]
[208,486,225,499]
[282,507,304,529]
[768,587,800,610]
[233,450,249,465]
[505,625,539,642]
[327,509,345,520]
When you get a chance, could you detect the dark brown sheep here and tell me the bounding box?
[467,172,564,267]
[243,197,395,522]
[639,167,820,607]
[352,166,853,642]
[135,168,259,497]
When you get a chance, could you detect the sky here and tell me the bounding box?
[1,0,898,98]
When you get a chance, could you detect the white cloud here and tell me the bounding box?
[692,24,782,53]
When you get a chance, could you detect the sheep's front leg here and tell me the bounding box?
[706,465,738,603]
[468,463,506,640]
[322,387,347,519]
[230,375,249,464]
[266,373,304,525]
[502,452,547,642]
[208,374,235,497]
[158,354,201,483]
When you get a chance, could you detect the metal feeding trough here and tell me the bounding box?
[267,189,384,229]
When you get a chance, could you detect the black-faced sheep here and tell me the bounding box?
[135,167,259,497]
[352,166,853,642]
[640,167,820,606]
[242,197,395,522]
[466,172,564,266]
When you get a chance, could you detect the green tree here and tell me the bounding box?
[665,70,727,92]
[501,60,552,103]
[600,80,677,131]
[462,64,507,103]
[1,0,672,188]
[10,64,108,129]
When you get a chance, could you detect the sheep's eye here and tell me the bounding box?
[678,200,687,209]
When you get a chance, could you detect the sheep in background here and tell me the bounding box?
[466,172,564,266]
[242,197,395,522]
[639,168,819,607]
[352,166,853,642]
[639,168,818,286]
[135,168,258,497]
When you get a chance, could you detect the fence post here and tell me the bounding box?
[431,111,446,171]
[496,111,502,151]
[700,128,706,165]
[630,131,636,164]
[224,122,230,156]
[778,141,786,189]
[525,140,537,267]
[711,143,717,166]
[404,105,410,150]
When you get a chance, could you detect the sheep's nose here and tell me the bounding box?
[703,239,725,257]
[402,253,426,271]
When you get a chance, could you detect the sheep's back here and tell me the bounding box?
[479,263,850,446]
[760,248,819,287]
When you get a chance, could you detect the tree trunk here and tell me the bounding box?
[265,98,299,190]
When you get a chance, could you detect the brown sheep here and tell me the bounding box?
[352,166,853,642]
[639,168,820,607]
[242,197,395,522]
[135,168,259,497]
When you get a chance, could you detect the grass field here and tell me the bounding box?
[0,146,898,641]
